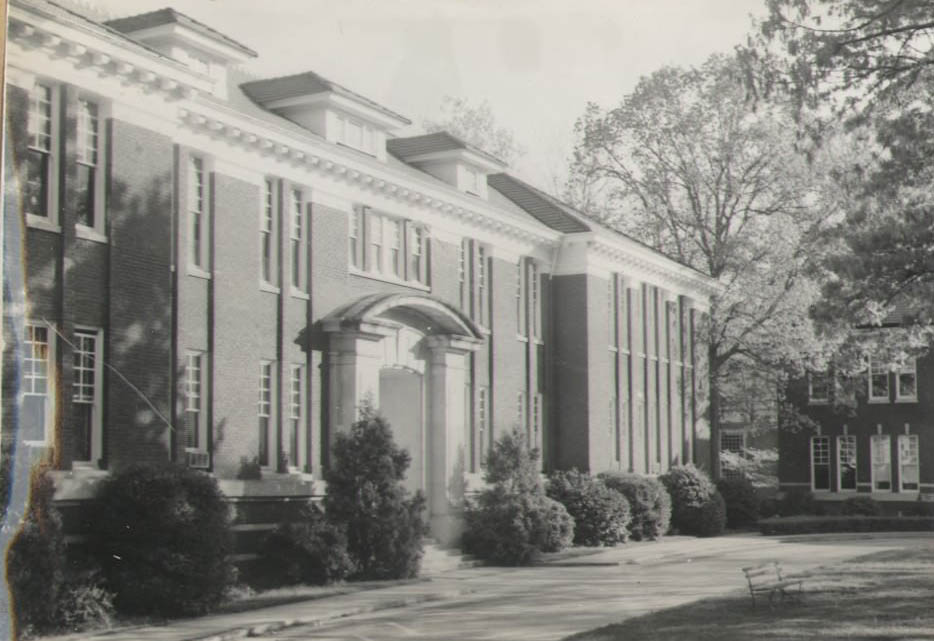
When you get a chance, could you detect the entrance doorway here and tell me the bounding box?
[379,367,424,495]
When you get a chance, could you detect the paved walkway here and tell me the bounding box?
[44,532,930,641]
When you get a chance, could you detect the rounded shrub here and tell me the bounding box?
[259,503,355,587]
[841,496,881,516]
[87,463,236,617]
[547,469,630,546]
[716,476,760,529]
[778,487,816,516]
[7,465,67,638]
[324,407,427,580]
[680,491,727,537]
[463,429,575,565]
[600,473,671,540]
[660,464,717,535]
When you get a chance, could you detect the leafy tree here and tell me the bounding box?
[424,96,525,166]
[755,0,934,117]
[568,53,838,463]
[323,406,427,580]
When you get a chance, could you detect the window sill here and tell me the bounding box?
[867,398,890,404]
[26,215,61,233]
[290,288,310,301]
[187,267,212,280]
[808,400,830,406]
[259,281,281,294]
[895,397,918,404]
[23,440,51,448]
[75,224,107,244]
[516,334,529,343]
[348,267,430,292]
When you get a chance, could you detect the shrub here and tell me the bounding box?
[463,429,575,565]
[7,465,66,638]
[778,487,816,516]
[259,503,355,587]
[841,496,881,516]
[600,473,671,540]
[547,469,630,546]
[716,476,760,528]
[236,456,262,480]
[323,407,427,580]
[660,464,716,535]
[58,580,115,633]
[681,491,727,537]
[759,515,934,535]
[87,463,236,617]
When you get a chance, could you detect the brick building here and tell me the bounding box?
[781,344,934,511]
[2,2,719,539]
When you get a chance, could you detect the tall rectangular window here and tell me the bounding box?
[22,324,51,443]
[290,189,304,292]
[459,240,469,311]
[811,436,831,491]
[258,361,273,467]
[533,393,542,439]
[289,365,303,469]
[26,83,54,219]
[898,434,919,491]
[408,224,427,285]
[871,434,891,491]
[389,218,402,277]
[349,207,362,269]
[261,179,275,284]
[476,244,487,326]
[869,358,889,402]
[184,352,203,451]
[808,371,830,404]
[516,260,527,337]
[838,435,857,491]
[73,329,101,462]
[370,214,384,274]
[477,387,487,469]
[188,156,205,269]
[516,391,526,432]
[896,358,918,401]
[75,99,100,229]
[529,261,540,339]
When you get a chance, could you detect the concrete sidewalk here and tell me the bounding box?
[41,533,925,641]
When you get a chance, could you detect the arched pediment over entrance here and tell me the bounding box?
[320,293,484,340]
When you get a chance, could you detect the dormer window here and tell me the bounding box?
[338,115,375,155]
[387,132,506,199]
[465,166,482,196]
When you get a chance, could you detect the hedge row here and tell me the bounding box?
[759,515,934,535]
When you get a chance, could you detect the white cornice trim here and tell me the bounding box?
[8,5,211,99]
[406,149,506,174]
[264,92,409,130]
[176,106,560,248]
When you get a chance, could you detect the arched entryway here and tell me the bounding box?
[321,293,483,541]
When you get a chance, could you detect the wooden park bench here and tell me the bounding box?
[742,561,804,608]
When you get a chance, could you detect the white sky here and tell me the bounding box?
[87,0,767,190]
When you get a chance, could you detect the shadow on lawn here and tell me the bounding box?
[566,545,934,641]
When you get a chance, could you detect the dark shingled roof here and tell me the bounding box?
[105,7,257,58]
[486,173,590,234]
[387,132,506,168]
[240,71,411,125]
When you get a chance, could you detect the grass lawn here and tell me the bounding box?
[566,539,934,641]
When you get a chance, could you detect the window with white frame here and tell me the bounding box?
[459,239,469,311]
[258,361,274,467]
[289,365,303,469]
[808,371,830,404]
[516,260,526,337]
[73,329,102,462]
[388,218,403,278]
[838,435,857,491]
[348,207,362,269]
[26,83,57,221]
[896,358,918,402]
[898,434,919,491]
[477,387,487,470]
[871,434,891,491]
[408,224,428,285]
[811,435,831,491]
[476,244,488,326]
[369,214,384,274]
[261,179,276,285]
[516,391,526,432]
[188,156,207,270]
[290,188,305,293]
[22,324,52,443]
[75,98,105,234]
[338,115,374,155]
[533,393,542,439]
[529,260,541,339]
[464,166,481,195]
[869,358,890,402]
[184,351,206,452]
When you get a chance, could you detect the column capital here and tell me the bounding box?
[424,334,484,355]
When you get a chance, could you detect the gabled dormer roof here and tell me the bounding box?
[387,132,506,171]
[105,7,257,59]
[240,71,411,127]
[487,173,590,233]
